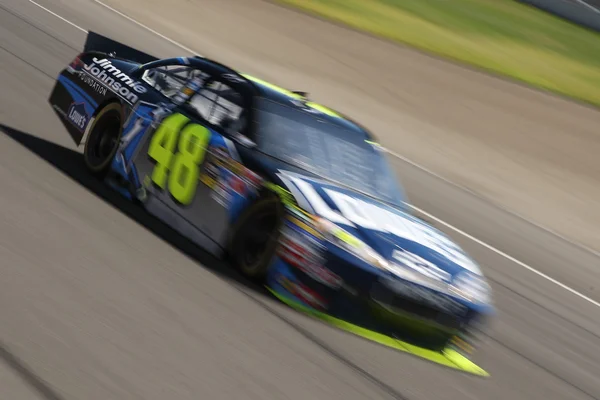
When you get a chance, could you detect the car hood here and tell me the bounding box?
[274,170,483,281]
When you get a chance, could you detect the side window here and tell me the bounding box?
[188,81,246,134]
[141,66,248,135]
[141,66,208,98]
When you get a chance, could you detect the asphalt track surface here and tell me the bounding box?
[2,0,600,399]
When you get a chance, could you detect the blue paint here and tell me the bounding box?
[58,75,98,116]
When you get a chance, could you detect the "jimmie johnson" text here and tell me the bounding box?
[82,57,147,103]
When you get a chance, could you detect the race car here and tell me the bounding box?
[49,31,494,376]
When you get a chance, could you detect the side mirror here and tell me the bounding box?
[414,213,435,226]
[292,91,309,98]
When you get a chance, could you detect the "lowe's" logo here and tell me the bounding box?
[67,102,88,132]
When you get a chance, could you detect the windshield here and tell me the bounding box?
[255,99,406,207]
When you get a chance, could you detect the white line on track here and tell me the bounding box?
[29,0,202,55]
[28,0,86,32]
[27,0,600,309]
[406,202,600,308]
[89,0,200,55]
[573,0,600,14]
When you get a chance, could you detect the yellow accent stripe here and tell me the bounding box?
[304,101,341,118]
[267,287,489,377]
[242,74,342,118]
[242,74,301,99]
[286,201,319,221]
[287,216,322,238]
[332,228,361,247]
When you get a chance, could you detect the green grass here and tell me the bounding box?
[276,0,600,107]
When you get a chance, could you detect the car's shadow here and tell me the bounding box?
[0,123,267,296]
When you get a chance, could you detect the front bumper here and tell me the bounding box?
[266,281,489,376]
[265,253,491,375]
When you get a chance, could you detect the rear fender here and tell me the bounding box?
[48,31,159,146]
[48,53,122,146]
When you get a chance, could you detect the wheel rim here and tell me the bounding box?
[94,126,118,161]
[86,114,120,170]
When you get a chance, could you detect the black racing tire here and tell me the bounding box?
[228,195,284,281]
[83,102,123,176]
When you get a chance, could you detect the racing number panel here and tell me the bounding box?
[132,111,236,248]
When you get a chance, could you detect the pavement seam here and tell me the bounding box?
[483,335,599,400]
[0,342,66,400]
[0,2,81,52]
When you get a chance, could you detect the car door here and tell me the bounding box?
[123,63,253,254]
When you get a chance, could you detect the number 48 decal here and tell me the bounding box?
[147,113,212,205]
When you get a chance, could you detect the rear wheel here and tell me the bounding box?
[83,103,122,176]
[228,195,284,281]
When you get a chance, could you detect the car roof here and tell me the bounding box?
[146,56,377,142]
[240,74,376,142]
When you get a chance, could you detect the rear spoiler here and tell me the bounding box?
[83,31,160,65]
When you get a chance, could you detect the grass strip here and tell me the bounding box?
[276,0,600,107]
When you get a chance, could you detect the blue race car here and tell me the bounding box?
[49,32,494,375]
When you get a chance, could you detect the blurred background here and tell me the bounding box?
[2,1,600,399]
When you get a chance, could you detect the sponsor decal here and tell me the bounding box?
[278,224,341,289]
[377,278,467,316]
[201,146,262,202]
[200,167,218,188]
[298,262,342,290]
[204,169,237,208]
[392,249,451,282]
[282,218,324,251]
[200,172,217,189]
[199,149,223,189]
[275,274,327,310]
[287,215,321,239]
[82,57,147,103]
[210,181,232,208]
[67,102,88,132]
[240,168,263,191]
[223,173,243,198]
[77,72,107,96]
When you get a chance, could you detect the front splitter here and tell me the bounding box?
[267,287,489,377]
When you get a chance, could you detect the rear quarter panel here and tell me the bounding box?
[48,53,147,145]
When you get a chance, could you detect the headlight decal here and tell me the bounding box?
[376,278,468,317]
[275,273,328,310]
[449,271,491,304]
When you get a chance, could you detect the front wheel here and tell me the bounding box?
[228,195,284,281]
[83,103,122,176]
